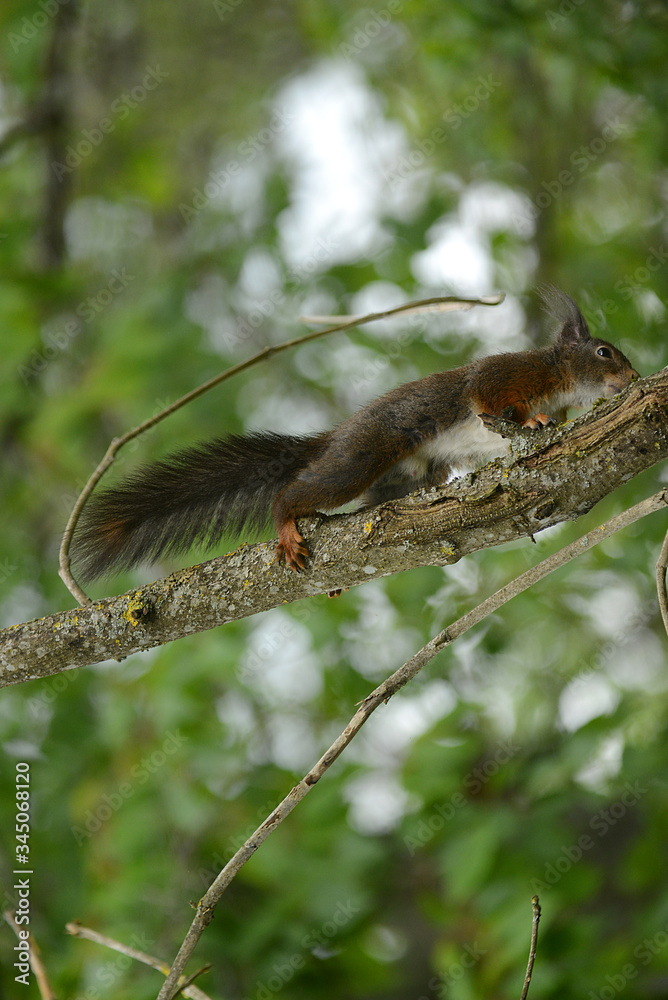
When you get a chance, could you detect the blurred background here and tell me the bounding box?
[1,1,668,997]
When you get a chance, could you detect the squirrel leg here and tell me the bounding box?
[272,433,422,570]
[272,460,383,571]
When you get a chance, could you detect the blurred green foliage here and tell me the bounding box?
[1,1,667,997]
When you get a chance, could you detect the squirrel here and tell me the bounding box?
[72,287,639,580]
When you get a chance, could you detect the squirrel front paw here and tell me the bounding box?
[523,412,556,430]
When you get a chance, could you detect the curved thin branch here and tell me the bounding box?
[58,294,504,604]
[65,922,212,1000]
[154,490,665,1000]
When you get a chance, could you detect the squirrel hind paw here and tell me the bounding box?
[276,522,310,571]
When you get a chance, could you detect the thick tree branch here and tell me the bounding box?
[1,367,667,685]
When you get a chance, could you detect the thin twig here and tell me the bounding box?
[174,966,213,995]
[656,528,668,638]
[298,292,503,324]
[3,909,57,1000]
[58,294,504,604]
[65,922,212,1000]
[155,490,666,1000]
[519,896,542,1000]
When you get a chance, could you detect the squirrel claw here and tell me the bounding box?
[523,412,556,430]
[276,522,310,571]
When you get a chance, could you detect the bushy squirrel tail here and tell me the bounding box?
[72,431,328,581]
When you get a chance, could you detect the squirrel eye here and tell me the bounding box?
[596,346,613,359]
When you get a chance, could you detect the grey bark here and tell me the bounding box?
[1,367,666,687]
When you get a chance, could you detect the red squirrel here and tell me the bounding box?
[72,287,638,580]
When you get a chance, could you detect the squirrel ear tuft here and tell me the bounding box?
[537,284,591,348]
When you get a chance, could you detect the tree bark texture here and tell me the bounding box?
[1,367,666,686]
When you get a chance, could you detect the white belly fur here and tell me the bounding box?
[397,411,510,478]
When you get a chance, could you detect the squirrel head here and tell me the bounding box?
[540,285,640,402]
